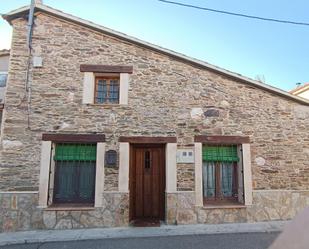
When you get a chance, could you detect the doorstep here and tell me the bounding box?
[0,220,288,247]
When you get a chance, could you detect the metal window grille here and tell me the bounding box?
[53,143,96,204]
[0,74,7,87]
[202,145,239,201]
[95,78,119,104]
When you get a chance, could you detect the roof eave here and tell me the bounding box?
[2,5,31,24]
[2,4,309,106]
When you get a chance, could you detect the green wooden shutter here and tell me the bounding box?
[54,162,77,201]
[202,145,239,162]
[53,143,96,203]
[54,144,96,161]
[79,162,96,200]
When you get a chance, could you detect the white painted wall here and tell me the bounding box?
[194,142,203,206]
[82,72,95,104]
[95,142,105,207]
[166,143,177,192]
[119,73,129,105]
[242,143,253,205]
[119,142,130,192]
[298,90,309,100]
[38,141,52,207]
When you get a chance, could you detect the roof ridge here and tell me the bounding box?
[2,4,309,106]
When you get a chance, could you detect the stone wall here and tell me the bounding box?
[177,163,194,191]
[1,190,309,232]
[166,190,309,225]
[1,12,308,193]
[0,192,41,232]
[104,168,118,191]
[0,192,129,232]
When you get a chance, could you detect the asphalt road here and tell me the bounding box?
[0,232,279,249]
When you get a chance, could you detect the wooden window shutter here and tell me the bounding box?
[202,146,239,162]
[53,143,96,204]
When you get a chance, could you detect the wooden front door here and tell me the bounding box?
[130,144,165,222]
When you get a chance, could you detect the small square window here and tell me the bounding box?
[0,74,7,87]
[95,77,119,104]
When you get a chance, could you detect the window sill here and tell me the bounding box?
[44,203,95,211]
[201,204,247,209]
[84,103,129,108]
[85,103,120,106]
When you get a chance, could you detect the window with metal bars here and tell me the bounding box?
[202,145,242,204]
[53,143,96,204]
[95,77,119,104]
[0,73,7,87]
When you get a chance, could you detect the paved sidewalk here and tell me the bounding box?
[0,221,288,246]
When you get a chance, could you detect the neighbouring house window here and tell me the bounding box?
[94,77,119,104]
[202,145,243,204]
[0,110,2,133]
[53,143,96,204]
[0,73,7,87]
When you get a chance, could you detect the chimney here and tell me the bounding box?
[34,0,43,4]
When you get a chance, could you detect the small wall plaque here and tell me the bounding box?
[105,150,117,167]
[33,56,43,68]
[176,149,194,163]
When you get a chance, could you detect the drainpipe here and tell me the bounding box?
[25,0,36,129]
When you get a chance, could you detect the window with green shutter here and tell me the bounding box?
[202,145,239,162]
[202,145,242,204]
[53,143,96,204]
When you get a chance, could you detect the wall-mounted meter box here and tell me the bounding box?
[33,56,43,68]
[176,149,194,163]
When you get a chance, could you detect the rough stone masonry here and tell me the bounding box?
[0,7,308,232]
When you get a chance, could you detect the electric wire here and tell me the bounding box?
[158,0,309,26]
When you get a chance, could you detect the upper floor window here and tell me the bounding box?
[80,64,132,106]
[0,73,7,87]
[95,77,120,104]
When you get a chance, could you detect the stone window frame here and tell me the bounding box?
[38,134,106,208]
[194,136,253,207]
[81,65,132,105]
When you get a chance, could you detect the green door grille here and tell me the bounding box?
[202,145,239,162]
[53,143,96,204]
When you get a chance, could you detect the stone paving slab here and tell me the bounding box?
[0,221,288,247]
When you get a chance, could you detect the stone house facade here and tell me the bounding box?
[0,3,308,232]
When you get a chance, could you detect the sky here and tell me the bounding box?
[0,0,309,91]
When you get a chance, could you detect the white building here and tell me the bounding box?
[290,83,309,100]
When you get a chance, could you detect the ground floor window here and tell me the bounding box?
[202,145,243,204]
[53,143,96,204]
